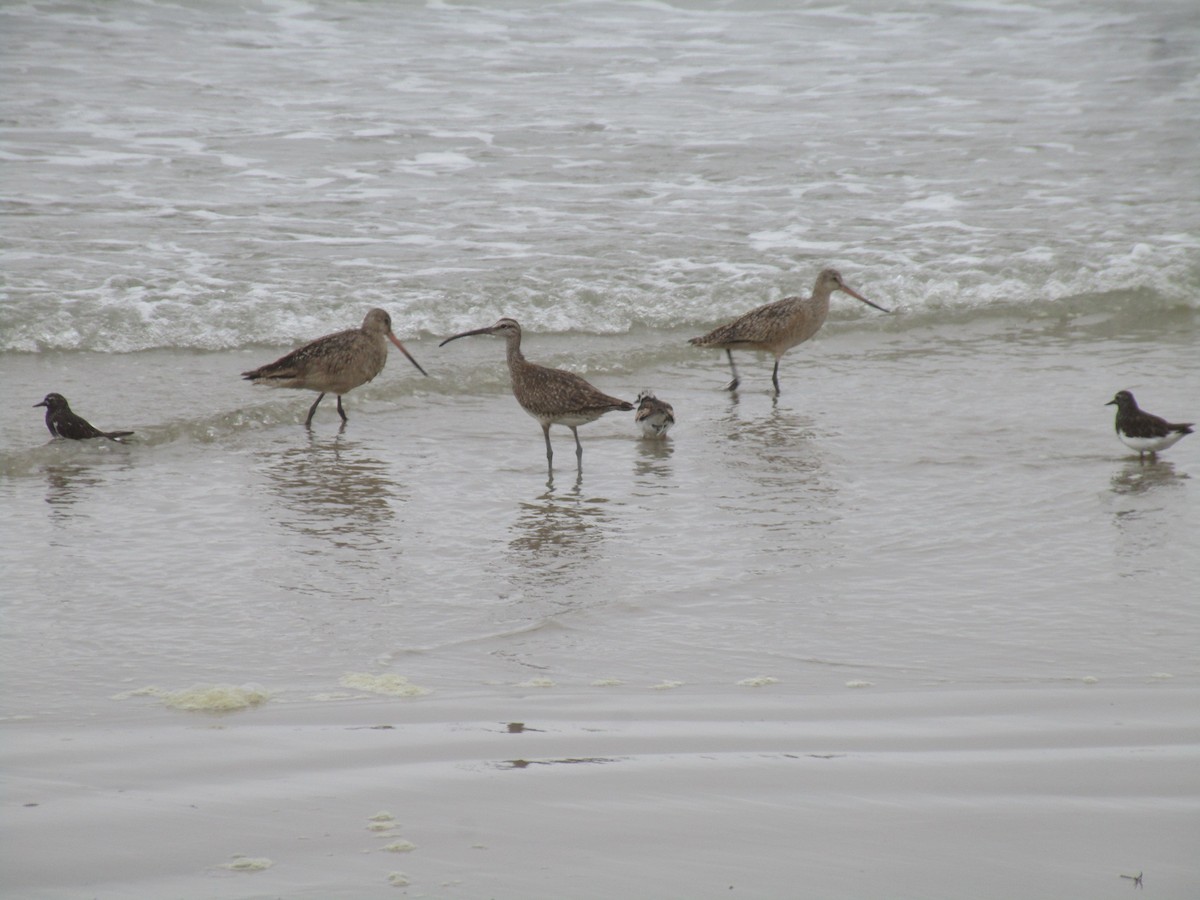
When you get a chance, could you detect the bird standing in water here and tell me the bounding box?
[34,393,133,441]
[242,308,428,427]
[1106,390,1192,459]
[634,390,675,439]
[689,267,888,394]
[440,317,633,470]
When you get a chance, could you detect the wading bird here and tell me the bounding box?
[242,308,427,427]
[1106,390,1192,459]
[34,393,133,441]
[440,317,633,470]
[689,268,888,394]
[634,390,675,439]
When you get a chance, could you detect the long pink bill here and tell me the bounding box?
[842,285,890,314]
[387,333,430,376]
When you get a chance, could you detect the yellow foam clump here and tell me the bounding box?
[339,673,430,698]
[737,676,779,687]
[116,684,269,712]
[220,855,273,871]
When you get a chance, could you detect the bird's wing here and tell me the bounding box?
[691,297,798,347]
[55,413,106,439]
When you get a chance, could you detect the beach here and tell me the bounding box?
[2,0,1199,896]
[4,315,1199,898]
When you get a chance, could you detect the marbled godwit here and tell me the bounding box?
[635,390,675,439]
[242,308,428,427]
[439,318,633,469]
[34,393,133,442]
[689,268,888,394]
[1106,391,1193,459]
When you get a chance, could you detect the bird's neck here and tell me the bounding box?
[505,336,526,369]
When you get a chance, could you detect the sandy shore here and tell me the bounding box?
[4,682,1197,899]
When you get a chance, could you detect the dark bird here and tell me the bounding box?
[1106,390,1192,459]
[689,267,888,394]
[34,393,133,441]
[242,308,428,427]
[634,390,675,439]
[440,317,633,470]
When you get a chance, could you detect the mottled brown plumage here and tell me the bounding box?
[440,317,633,469]
[242,308,427,427]
[689,267,888,394]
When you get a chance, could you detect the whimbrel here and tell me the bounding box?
[1106,391,1193,459]
[242,308,428,427]
[34,393,133,441]
[439,317,633,469]
[634,390,675,439]
[689,268,888,394]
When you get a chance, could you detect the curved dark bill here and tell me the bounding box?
[386,333,430,376]
[438,326,495,347]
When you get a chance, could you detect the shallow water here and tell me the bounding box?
[4,309,1198,715]
[2,1,1199,897]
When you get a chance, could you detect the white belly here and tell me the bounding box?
[1120,432,1187,453]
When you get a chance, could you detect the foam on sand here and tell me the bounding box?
[339,673,430,698]
[218,855,272,872]
[114,683,270,712]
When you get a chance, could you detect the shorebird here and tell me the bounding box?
[634,390,675,439]
[1106,390,1193,459]
[689,267,888,394]
[439,317,633,469]
[242,308,428,427]
[34,393,133,442]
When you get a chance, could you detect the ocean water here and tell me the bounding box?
[2,2,1199,898]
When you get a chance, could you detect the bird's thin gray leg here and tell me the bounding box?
[725,350,740,392]
[571,426,583,468]
[771,359,781,395]
[336,395,348,422]
[542,424,554,467]
[305,393,326,427]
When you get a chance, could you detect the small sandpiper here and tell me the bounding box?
[634,390,675,439]
[34,393,134,441]
[1106,390,1193,459]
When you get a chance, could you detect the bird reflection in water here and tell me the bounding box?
[713,402,840,563]
[262,432,401,551]
[720,402,827,480]
[1109,457,1188,497]
[633,431,674,481]
[42,462,106,522]
[1109,458,1189,578]
[508,477,610,590]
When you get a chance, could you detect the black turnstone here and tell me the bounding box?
[34,393,133,441]
[1106,390,1192,458]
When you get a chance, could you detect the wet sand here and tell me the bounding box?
[5,685,1197,899]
